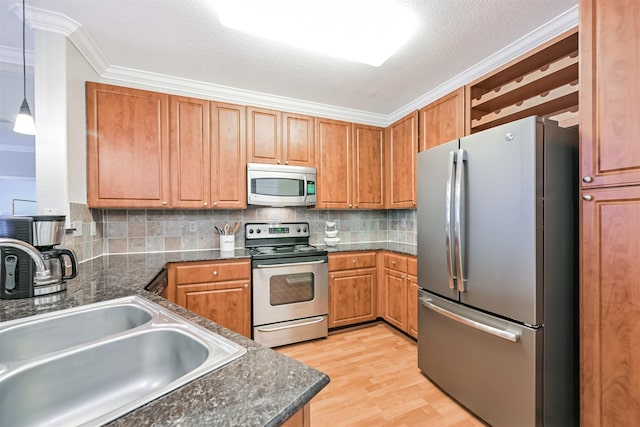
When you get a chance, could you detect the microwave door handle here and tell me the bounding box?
[304,175,308,202]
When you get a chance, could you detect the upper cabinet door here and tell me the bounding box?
[169,96,210,208]
[247,107,281,165]
[211,102,247,209]
[86,82,170,208]
[282,112,315,167]
[419,87,465,152]
[386,111,418,208]
[316,117,352,209]
[580,0,640,188]
[353,124,385,209]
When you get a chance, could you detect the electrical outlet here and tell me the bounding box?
[73,221,83,237]
[189,221,197,233]
[90,222,97,236]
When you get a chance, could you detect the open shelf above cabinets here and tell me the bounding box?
[467,28,579,133]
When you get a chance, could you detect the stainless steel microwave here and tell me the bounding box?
[247,163,317,207]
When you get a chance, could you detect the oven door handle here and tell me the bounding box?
[256,316,326,332]
[255,260,327,268]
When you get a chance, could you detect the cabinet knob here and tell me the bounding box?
[277,160,281,164]
[352,259,357,264]
[349,204,353,208]
[331,275,335,279]
[391,261,397,265]
[582,194,593,201]
[213,271,218,276]
[162,201,168,205]
[355,204,358,208]
[285,160,289,165]
[244,283,248,288]
[213,201,218,206]
[204,202,208,206]
[582,176,593,183]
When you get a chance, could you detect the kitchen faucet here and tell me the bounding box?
[0,238,51,282]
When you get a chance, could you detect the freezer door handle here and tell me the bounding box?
[420,298,520,342]
[445,150,457,290]
[454,149,467,292]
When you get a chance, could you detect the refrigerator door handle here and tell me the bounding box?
[445,150,457,290]
[420,298,520,342]
[454,149,467,292]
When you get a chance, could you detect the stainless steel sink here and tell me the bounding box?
[0,296,246,427]
[0,300,153,363]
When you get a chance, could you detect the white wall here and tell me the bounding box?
[0,178,36,215]
[33,31,98,220]
[66,38,99,204]
[34,30,68,217]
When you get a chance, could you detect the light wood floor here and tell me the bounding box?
[277,323,487,427]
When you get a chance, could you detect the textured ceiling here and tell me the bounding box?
[0,0,577,117]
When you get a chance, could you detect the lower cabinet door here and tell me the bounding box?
[329,268,376,328]
[176,280,251,338]
[406,274,418,338]
[382,268,407,330]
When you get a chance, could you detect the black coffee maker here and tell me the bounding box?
[0,215,77,299]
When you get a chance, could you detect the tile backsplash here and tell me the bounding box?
[100,207,417,254]
[62,202,105,262]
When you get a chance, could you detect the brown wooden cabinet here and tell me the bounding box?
[353,124,385,209]
[211,102,247,209]
[316,118,352,208]
[418,88,465,151]
[247,107,315,167]
[167,259,251,338]
[580,1,640,189]
[580,0,640,424]
[169,96,210,208]
[87,82,246,209]
[406,257,418,339]
[87,82,170,208]
[315,119,384,209]
[580,186,640,426]
[378,252,418,337]
[328,252,377,328]
[282,112,315,167]
[385,111,417,208]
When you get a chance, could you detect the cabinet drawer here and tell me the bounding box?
[329,252,377,271]
[383,252,407,272]
[407,256,417,276]
[173,260,250,285]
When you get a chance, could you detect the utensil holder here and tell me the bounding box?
[220,235,235,252]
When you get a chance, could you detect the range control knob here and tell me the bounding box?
[256,229,261,234]
[297,228,301,233]
[303,228,307,232]
[248,229,254,234]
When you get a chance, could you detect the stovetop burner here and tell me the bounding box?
[244,222,327,259]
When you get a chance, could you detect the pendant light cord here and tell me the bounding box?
[21,0,26,100]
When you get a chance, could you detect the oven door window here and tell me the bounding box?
[251,177,304,197]
[269,273,314,306]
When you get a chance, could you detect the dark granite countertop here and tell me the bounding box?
[0,250,329,427]
[320,241,417,256]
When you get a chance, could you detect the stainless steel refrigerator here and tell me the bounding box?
[416,116,577,426]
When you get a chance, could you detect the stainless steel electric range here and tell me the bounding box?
[245,222,328,348]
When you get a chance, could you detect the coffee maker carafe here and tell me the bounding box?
[0,215,77,299]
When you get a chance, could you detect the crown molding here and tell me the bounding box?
[387,5,579,123]
[101,65,389,126]
[0,143,35,153]
[0,45,34,67]
[21,3,578,127]
[19,4,109,75]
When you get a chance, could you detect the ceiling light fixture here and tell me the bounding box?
[13,0,36,136]
[213,0,417,67]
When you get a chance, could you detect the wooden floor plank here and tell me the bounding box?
[277,323,487,427]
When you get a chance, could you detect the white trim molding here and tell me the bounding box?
[23,4,579,127]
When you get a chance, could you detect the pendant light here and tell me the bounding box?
[13,0,36,135]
